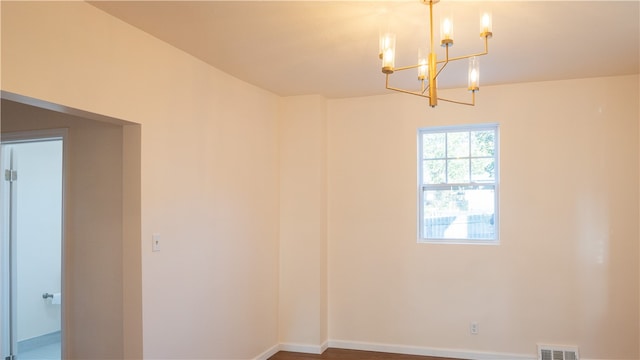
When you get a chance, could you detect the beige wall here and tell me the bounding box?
[2,2,280,359]
[327,75,639,359]
[279,95,328,350]
[1,100,128,359]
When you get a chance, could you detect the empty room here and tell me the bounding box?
[1,1,638,360]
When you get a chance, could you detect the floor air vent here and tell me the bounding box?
[538,344,579,360]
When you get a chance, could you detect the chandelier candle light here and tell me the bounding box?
[379,0,493,107]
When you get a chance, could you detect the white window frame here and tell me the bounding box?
[417,123,499,245]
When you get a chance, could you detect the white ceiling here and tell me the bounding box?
[89,1,639,99]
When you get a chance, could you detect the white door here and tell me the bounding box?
[1,131,64,360]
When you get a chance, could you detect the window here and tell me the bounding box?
[418,124,499,244]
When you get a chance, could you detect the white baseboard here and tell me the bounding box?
[254,340,329,359]
[328,340,536,360]
[256,339,538,360]
[254,344,280,360]
[280,341,327,354]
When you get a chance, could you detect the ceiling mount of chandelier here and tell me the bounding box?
[379,0,493,108]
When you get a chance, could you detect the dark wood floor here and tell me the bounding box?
[268,348,460,360]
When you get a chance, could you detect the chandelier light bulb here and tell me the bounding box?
[379,32,394,59]
[418,49,428,80]
[380,32,396,74]
[442,19,452,35]
[480,12,493,38]
[383,48,395,71]
[468,56,480,91]
[470,69,478,84]
[440,17,454,46]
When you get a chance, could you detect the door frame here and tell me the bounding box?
[0,128,68,359]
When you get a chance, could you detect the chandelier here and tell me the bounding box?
[379,0,493,107]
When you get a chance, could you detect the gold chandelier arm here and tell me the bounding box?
[392,63,423,72]
[438,51,487,64]
[387,71,478,107]
[437,91,476,106]
[386,83,432,99]
[390,37,489,72]
[436,37,490,64]
[435,61,448,79]
[386,83,478,107]
[435,46,450,79]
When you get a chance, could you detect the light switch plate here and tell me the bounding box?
[152,233,161,252]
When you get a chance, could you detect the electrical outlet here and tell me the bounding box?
[470,322,479,335]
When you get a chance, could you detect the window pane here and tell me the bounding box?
[423,133,446,159]
[447,132,469,158]
[418,124,498,243]
[423,160,445,184]
[471,158,495,182]
[423,186,495,240]
[471,130,495,157]
[447,159,469,183]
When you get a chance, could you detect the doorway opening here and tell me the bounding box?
[1,93,142,359]
[1,130,66,360]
